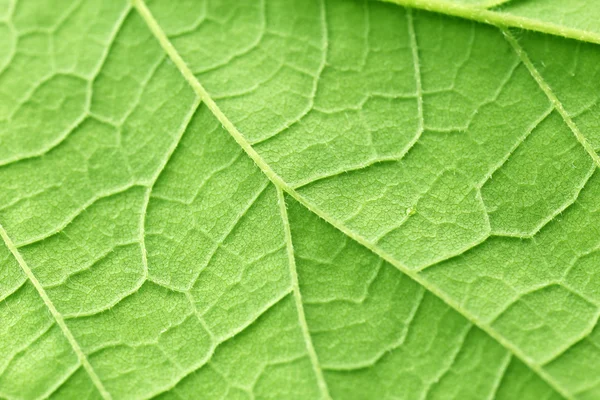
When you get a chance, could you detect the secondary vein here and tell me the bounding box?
[498,37,600,397]
[132,1,571,398]
[502,29,600,171]
[0,223,112,400]
[277,187,332,400]
[406,8,425,155]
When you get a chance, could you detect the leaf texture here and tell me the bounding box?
[1,0,600,399]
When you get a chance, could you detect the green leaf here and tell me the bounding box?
[1,0,600,399]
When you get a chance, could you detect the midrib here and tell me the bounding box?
[132,0,572,398]
[382,0,600,46]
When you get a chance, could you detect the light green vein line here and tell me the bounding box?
[487,354,513,400]
[381,0,600,45]
[406,8,424,144]
[0,223,112,400]
[502,29,600,171]
[133,1,569,398]
[140,97,202,281]
[276,187,331,400]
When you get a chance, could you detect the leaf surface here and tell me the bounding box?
[1,0,600,399]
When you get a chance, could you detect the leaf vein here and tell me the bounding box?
[0,223,112,400]
[277,187,331,399]
[382,0,600,45]
[502,29,600,170]
[132,1,570,398]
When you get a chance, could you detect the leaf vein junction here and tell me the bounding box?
[132,0,572,398]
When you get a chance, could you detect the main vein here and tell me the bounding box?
[0,223,112,400]
[382,0,600,45]
[132,0,570,398]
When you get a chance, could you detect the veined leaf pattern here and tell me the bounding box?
[1,0,600,399]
